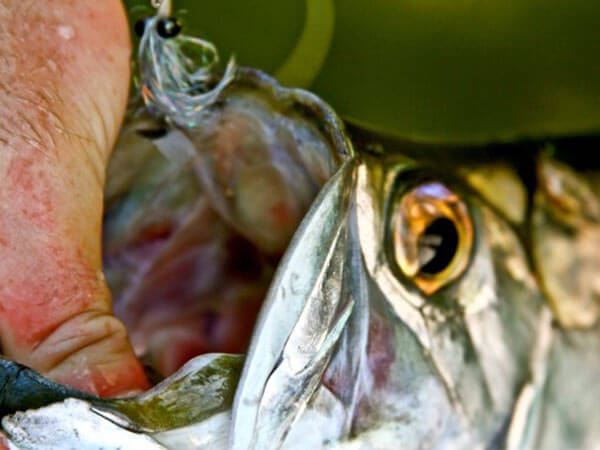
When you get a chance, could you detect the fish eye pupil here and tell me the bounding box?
[419,218,459,275]
[134,17,150,38]
[157,17,182,39]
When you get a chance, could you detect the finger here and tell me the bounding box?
[0,0,149,396]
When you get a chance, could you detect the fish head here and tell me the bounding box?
[232,146,553,448]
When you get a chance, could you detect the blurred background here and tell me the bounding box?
[124,0,600,143]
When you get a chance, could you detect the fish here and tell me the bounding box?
[1,1,600,448]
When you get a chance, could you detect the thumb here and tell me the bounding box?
[0,0,149,396]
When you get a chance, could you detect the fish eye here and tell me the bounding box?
[390,181,473,295]
[157,17,182,39]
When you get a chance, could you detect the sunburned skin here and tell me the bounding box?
[0,0,149,396]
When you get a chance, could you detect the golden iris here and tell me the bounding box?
[391,182,473,295]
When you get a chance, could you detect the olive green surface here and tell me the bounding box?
[124,0,600,143]
[0,355,243,432]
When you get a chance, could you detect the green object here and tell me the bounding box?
[0,354,243,433]
[124,0,600,143]
[108,354,243,431]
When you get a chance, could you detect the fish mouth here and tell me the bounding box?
[102,132,276,378]
[102,99,342,377]
[106,37,353,380]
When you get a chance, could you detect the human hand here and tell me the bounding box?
[0,0,149,397]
